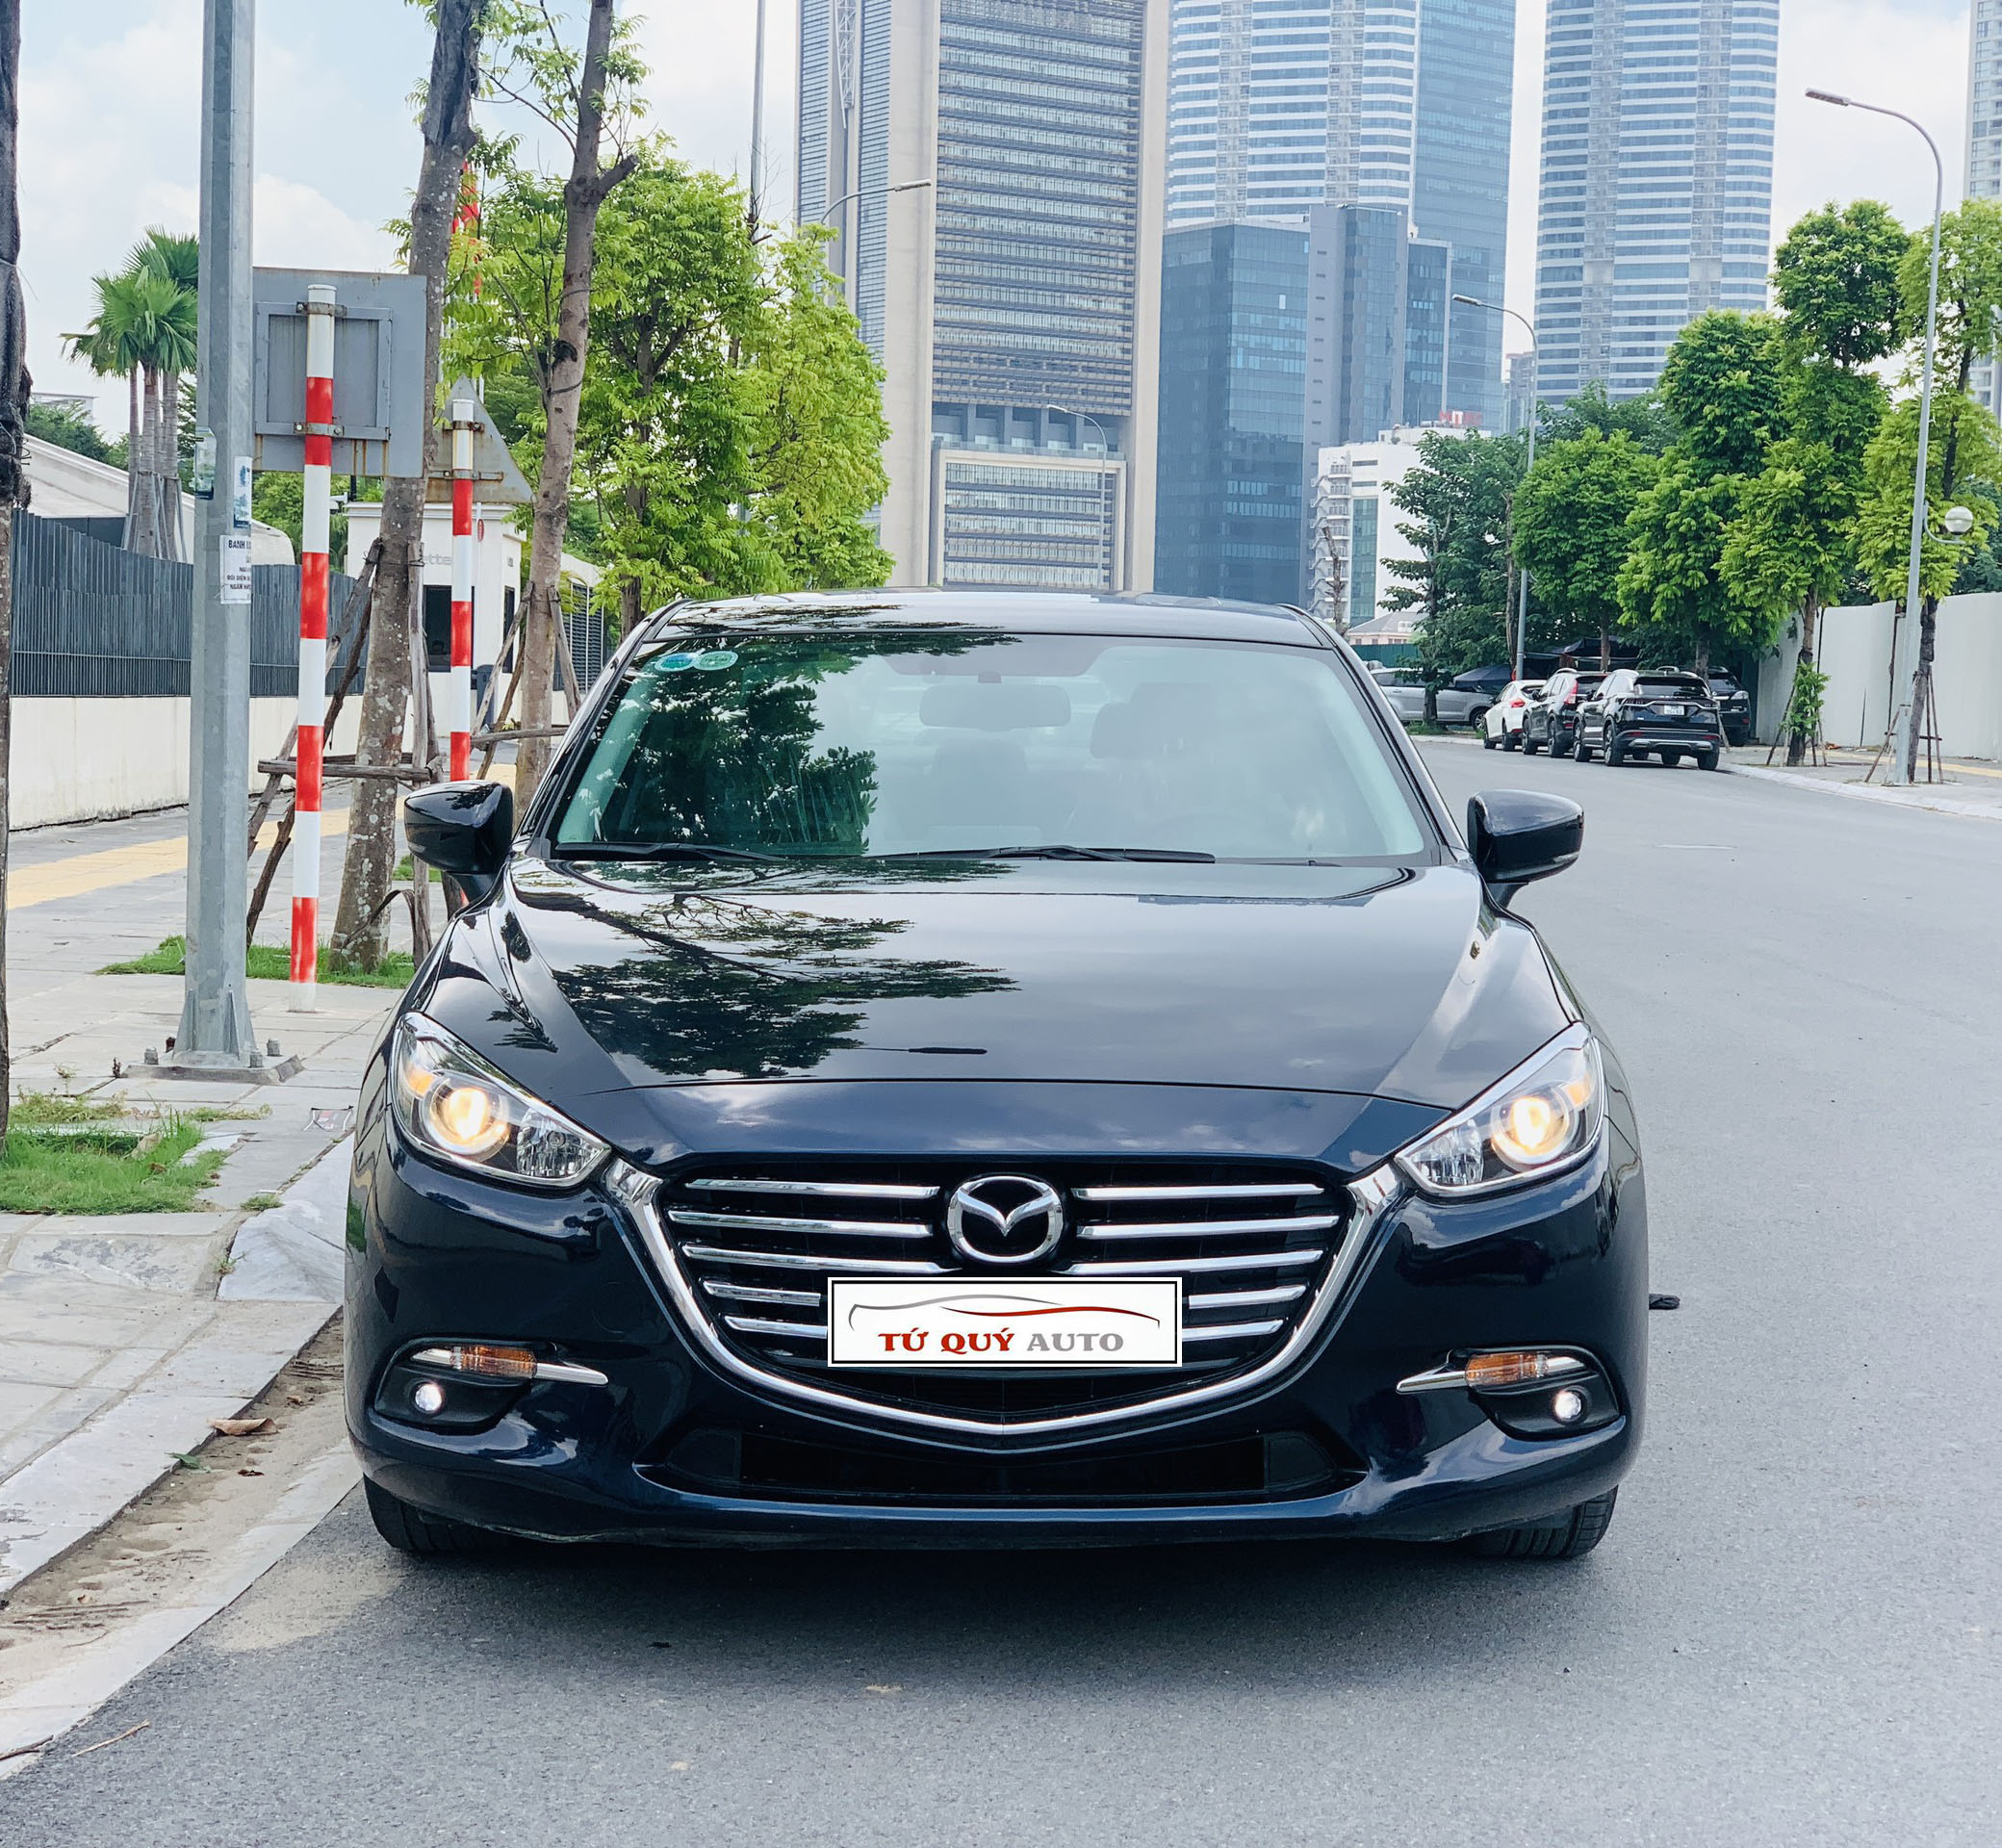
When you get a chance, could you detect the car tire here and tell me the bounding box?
[1469,1488,1618,1561]
[1468,706,1490,732]
[1553,735,1574,759]
[1521,735,1539,755]
[1605,734,1626,766]
[1503,731,1520,752]
[1482,729,1499,750]
[1697,747,1721,771]
[365,1476,506,1557]
[1660,751,1680,768]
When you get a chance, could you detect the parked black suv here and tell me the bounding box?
[1707,671,1753,747]
[1576,669,1724,769]
[1520,668,1606,757]
[351,592,1647,1565]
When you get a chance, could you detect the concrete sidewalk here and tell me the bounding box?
[0,804,419,1597]
[1724,744,2002,821]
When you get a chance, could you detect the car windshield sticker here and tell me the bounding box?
[656,653,698,673]
[695,650,738,672]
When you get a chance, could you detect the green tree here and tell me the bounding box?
[1538,379,1677,455]
[1513,428,1658,669]
[1380,432,1524,718]
[1855,390,2002,609]
[741,229,891,592]
[1724,206,1901,760]
[22,399,114,462]
[1771,200,1911,367]
[63,230,197,559]
[1619,457,1771,674]
[1657,309,1785,478]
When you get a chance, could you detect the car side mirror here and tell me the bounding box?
[1468,790,1583,906]
[403,781,514,910]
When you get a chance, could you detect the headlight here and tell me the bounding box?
[390,1014,607,1189]
[1397,1031,1604,1197]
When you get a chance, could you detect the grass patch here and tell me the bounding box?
[241,1192,281,1212]
[11,1091,124,1128]
[101,936,416,989]
[393,857,442,884]
[0,1116,226,1215]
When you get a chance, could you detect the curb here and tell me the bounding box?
[1722,761,2002,822]
[0,1141,348,1604]
[0,1443,360,1774]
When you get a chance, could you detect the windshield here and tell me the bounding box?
[552,630,1430,862]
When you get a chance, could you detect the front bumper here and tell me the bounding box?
[346,1115,1648,1550]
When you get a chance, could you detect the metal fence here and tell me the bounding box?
[9,509,359,698]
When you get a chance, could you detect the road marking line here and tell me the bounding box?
[11,810,351,911]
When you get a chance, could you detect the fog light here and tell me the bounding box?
[1551,1386,1586,1424]
[411,1379,447,1416]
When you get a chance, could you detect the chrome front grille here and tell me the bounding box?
[644,1163,1351,1426]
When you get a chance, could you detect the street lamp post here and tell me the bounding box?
[813,177,935,228]
[1808,88,1943,786]
[1046,404,1116,589]
[1454,295,1537,682]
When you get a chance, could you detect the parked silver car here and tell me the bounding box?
[1366,665,1482,727]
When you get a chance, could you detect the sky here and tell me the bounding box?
[13,0,1977,417]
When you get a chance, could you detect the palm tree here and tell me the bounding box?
[64,230,197,558]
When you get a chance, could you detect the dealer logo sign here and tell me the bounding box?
[827,1279,1184,1368]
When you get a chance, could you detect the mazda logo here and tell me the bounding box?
[945,1174,1065,1268]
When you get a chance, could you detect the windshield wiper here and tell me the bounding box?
[878,844,1217,863]
[552,842,776,864]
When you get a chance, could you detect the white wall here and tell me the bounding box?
[1767,594,2002,759]
[12,698,364,830]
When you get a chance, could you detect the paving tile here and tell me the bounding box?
[9,1232,229,1295]
[0,1339,113,1389]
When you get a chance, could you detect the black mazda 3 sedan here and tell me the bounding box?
[348,592,1647,1562]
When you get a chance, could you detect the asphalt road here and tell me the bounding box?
[7,745,1998,1847]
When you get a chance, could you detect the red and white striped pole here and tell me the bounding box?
[449,398,475,781]
[292,282,336,1010]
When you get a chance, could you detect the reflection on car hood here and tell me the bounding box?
[416,858,1574,1142]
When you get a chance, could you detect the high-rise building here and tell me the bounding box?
[798,0,1168,589]
[1532,0,1779,403]
[1162,0,1513,426]
[1154,223,1311,603]
[1967,1,2002,412]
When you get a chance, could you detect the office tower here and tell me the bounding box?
[1162,0,1513,427]
[1532,0,1779,403]
[798,0,1168,589]
[1302,205,1452,448]
[1154,224,1311,603]
[1968,1,2002,412]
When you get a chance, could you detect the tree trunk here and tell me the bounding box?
[514,0,637,805]
[157,365,182,561]
[123,366,142,550]
[1785,596,1820,766]
[331,0,485,968]
[1598,624,1610,672]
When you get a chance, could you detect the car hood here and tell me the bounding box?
[415,857,1574,1163]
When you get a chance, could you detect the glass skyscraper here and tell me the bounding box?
[1532,0,1778,403]
[798,0,1168,588]
[1154,224,1312,603]
[1162,0,1513,427]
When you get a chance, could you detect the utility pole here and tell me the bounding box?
[172,0,259,1074]
[749,0,769,229]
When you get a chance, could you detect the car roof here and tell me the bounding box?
[644,588,1324,647]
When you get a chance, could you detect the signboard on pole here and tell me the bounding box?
[250,268,426,477]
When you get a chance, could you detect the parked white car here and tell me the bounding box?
[1366,665,1482,727]
[1482,679,1547,750]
